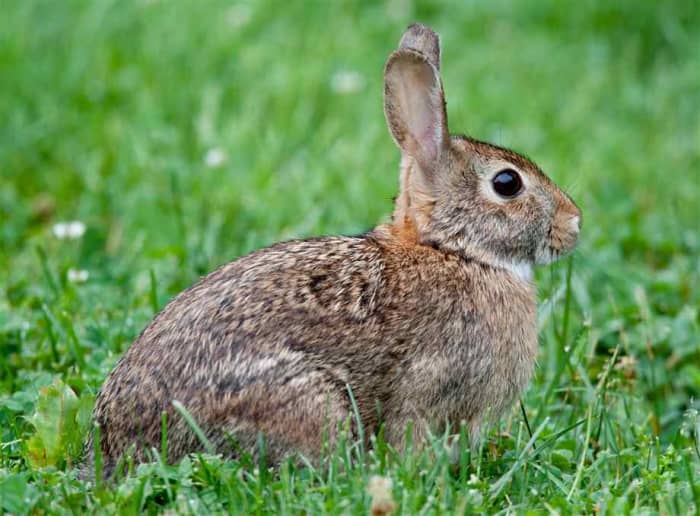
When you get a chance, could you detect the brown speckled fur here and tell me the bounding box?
[86,23,580,478]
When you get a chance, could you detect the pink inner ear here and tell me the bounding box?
[415,116,438,166]
[401,62,443,166]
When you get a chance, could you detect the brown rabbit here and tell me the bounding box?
[86,23,580,478]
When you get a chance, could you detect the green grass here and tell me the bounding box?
[1,0,699,513]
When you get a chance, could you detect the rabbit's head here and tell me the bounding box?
[384,24,580,277]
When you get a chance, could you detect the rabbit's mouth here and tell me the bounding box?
[537,213,581,264]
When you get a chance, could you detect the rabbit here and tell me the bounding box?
[85,23,580,479]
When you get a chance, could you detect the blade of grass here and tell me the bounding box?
[558,256,574,344]
[149,269,160,314]
[519,399,535,446]
[346,383,365,460]
[160,411,168,464]
[92,423,103,489]
[36,245,60,297]
[172,400,214,454]
[61,313,87,368]
[567,341,620,500]
[40,304,60,364]
[489,417,548,500]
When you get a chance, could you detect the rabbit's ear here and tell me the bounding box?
[384,25,448,176]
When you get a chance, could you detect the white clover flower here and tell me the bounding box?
[367,475,396,515]
[52,221,86,240]
[226,4,252,28]
[467,488,483,506]
[204,147,227,168]
[681,407,699,441]
[67,268,89,283]
[330,70,365,94]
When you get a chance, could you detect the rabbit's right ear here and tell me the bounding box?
[384,25,448,176]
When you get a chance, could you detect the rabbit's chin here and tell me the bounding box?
[535,245,572,265]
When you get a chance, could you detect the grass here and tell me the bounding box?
[1,0,699,513]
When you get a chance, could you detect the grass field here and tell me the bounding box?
[1,0,699,513]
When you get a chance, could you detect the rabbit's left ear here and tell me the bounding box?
[384,24,448,176]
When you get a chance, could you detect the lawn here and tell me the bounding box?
[1,0,699,513]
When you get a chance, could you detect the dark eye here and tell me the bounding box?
[492,169,523,198]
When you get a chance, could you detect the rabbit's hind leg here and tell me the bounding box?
[212,372,352,465]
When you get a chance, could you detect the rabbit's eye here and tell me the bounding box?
[492,169,523,198]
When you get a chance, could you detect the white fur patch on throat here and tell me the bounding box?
[457,243,534,282]
[499,260,533,282]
